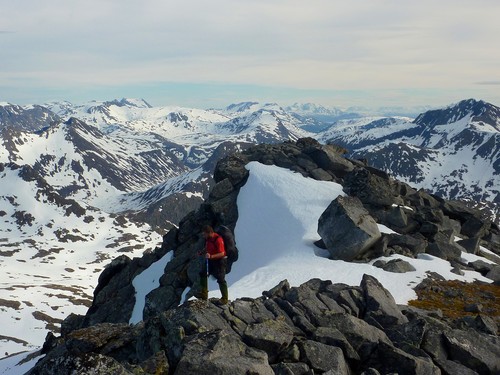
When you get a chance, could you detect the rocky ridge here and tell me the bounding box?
[27,138,500,374]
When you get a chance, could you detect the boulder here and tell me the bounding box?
[456,237,481,254]
[174,330,274,375]
[360,274,408,328]
[468,260,495,275]
[298,340,350,373]
[426,239,464,261]
[312,326,360,361]
[385,205,409,228]
[318,196,381,261]
[485,265,500,284]
[242,318,295,362]
[368,341,441,375]
[443,328,500,374]
[314,312,392,361]
[344,168,403,208]
[378,258,417,273]
[303,144,354,178]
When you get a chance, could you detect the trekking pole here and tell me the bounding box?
[205,256,210,303]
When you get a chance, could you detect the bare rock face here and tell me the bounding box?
[318,196,381,261]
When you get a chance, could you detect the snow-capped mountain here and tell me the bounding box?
[0,103,61,133]
[322,99,500,221]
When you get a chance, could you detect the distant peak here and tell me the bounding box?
[414,98,496,127]
[225,102,260,112]
[105,98,153,109]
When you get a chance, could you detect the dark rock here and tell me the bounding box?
[318,196,381,261]
[344,168,402,208]
[262,279,291,299]
[322,284,365,317]
[474,315,498,336]
[304,144,354,178]
[60,313,85,336]
[372,260,387,269]
[361,274,408,328]
[27,352,133,375]
[315,312,391,360]
[387,233,428,257]
[385,318,428,349]
[464,303,483,313]
[310,167,333,181]
[231,298,276,326]
[433,357,480,375]
[312,326,360,361]
[284,279,332,320]
[83,255,140,327]
[368,341,441,375]
[381,258,417,273]
[208,178,234,200]
[298,339,350,373]
[443,328,500,374]
[454,315,498,336]
[174,330,274,375]
[385,205,409,228]
[138,351,169,375]
[272,362,311,375]
[457,237,482,254]
[213,154,249,187]
[427,239,464,261]
[485,265,500,284]
[242,318,295,362]
[468,260,494,275]
[461,215,491,239]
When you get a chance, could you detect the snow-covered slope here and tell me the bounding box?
[0,163,162,356]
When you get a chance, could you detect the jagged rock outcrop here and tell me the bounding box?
[34,138,500,374]
[72,138,499,329]
[30,276,499,374]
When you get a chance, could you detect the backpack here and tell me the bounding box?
[216,225,239,270]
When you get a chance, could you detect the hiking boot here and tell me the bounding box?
[213,297,228,306]
[219,281,228,305]
[196,277,208,300]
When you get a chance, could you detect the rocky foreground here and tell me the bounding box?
[26,138,500,374]
[29,275,499,374]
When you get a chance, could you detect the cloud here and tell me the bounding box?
[476,81,500,86]
[1,0,500,107]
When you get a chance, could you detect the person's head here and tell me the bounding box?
[202,225,215,239]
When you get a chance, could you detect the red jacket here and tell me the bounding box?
[206,233,226,257]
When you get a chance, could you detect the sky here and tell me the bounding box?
[0,161,495,373]
[1,0,500,110]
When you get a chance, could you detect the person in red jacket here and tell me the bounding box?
[199,225,228,304]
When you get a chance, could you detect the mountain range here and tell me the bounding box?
[0,97,499,360]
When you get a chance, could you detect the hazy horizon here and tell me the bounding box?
[1,1,499,109]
